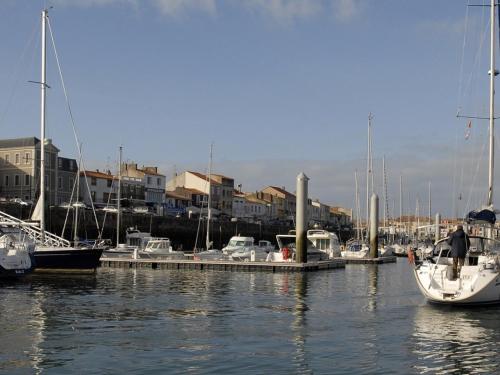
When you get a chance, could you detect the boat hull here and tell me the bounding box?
[34,247,104,271]
[413,263,500,305]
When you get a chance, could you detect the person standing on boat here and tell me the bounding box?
[446,224,470,279]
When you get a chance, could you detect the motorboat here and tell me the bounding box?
[257,240,275,253]
[393,243,408,257]
[307,229,341,258]
[0,231,34,279]
[413,235,500,305]
[341,239,370,259]
[222,236,256,256]
[138,238,185,260]
[266,234,328,262]
[193,249,227,261]
[101,227,150,258]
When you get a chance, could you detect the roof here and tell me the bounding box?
[245,196,268,205]
[187,171,221,185]
[0,137,60,152]
[80,170,115,180]
[265,186,295,197]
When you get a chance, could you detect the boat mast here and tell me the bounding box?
[206,143,213,250]
[117,146,122,245]
[399,174,403,237]
[382,155,389,230]
[39,9,48,241]
[366,113,373,239]
[355,170,361,240]
[488,0,496,207]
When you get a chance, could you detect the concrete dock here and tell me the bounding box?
[343,256,397,264]
[99,258,346,272]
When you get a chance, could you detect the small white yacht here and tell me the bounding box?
[0,231,34,278]
[266,234,328,262]
[222,236,256,256]
[138,238,185,260]
[101,227,151,258]
[307,229,341,258]
[341,239,370,259]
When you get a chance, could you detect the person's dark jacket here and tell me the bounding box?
[446,229,470,258]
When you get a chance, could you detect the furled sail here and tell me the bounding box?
[31,198,42,222]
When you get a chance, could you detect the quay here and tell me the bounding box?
[99,258,346,273]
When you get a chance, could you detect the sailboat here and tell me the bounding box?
[27,9,103,270]
[413,0,500,304]
[193,143,225,261]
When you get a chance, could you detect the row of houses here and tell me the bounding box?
[0,137,352,228]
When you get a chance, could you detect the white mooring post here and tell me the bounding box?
[296,172,309,263]
[370,193,379,258]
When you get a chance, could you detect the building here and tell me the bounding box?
[260,186,296,221]
[57,157,78,205]
[0,137,65,205]
[232,191,269,222]
[121,163,166,209]
[166,171,234,216]
[79,170,116,206]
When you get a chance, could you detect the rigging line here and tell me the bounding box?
[460,15,490,113]
[61,166,78,239]
[0,17,39,127]
[457,0,471,111]
[463,134,488,216]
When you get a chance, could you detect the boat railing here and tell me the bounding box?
[0,209,70,247]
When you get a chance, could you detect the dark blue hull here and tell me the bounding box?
[33,247,104,271]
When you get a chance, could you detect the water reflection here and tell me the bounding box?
[292,273,311,374]
[367,265,378,312]
[412,304,500,374]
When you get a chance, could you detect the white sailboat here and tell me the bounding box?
[413,0,500,305]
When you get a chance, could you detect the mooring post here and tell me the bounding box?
[370,193,379,258]
[296,172,309,263]
[435,213,441,243]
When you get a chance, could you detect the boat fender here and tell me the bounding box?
[408,248,415,265]
[282,247,290,260]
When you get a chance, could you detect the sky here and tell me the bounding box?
[0,0,497,218]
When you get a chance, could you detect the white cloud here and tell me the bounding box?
[153,0,217,17]
[242,0,322,24]
[332,0,364,22]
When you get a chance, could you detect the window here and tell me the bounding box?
[58,177,63,189]
[15,154,19,164]
[69,178,74,189]
[70,160,75,171]
[5,154,9,163]
[5,175,9,187]
[58,158,63,169]
[157,177,161,186]
[45,175,49,189]
[15,175,20,186]
[25,175,30,186]
[91,177,97,186]
[147,177,152,185]
[107,179,112,187]
[91,191,96,202]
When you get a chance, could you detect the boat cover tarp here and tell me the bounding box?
[465,209,496,224]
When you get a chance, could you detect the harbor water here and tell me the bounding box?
[2,259,500,374]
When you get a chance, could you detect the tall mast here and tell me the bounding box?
[382,156,389,229]
[355,170,361,240]
[488,0,496,206]
[39,9,48,240]
[366,113,373,236]
[73,147,82,244]
[117,146,122,245]
[428,181,432,226]
[399,174,403,235]
[206,143,213,250]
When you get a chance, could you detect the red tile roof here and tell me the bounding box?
[80,170,115,180]
[187,171,221,185]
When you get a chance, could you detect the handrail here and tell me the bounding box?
[0,209,70,247]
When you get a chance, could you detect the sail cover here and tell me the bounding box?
[466,209,496,224]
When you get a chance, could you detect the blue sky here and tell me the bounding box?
[0,0,496,218]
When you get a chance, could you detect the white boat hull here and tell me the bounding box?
[414,259,500,305]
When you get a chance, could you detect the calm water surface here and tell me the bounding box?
[1,259,500,374]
